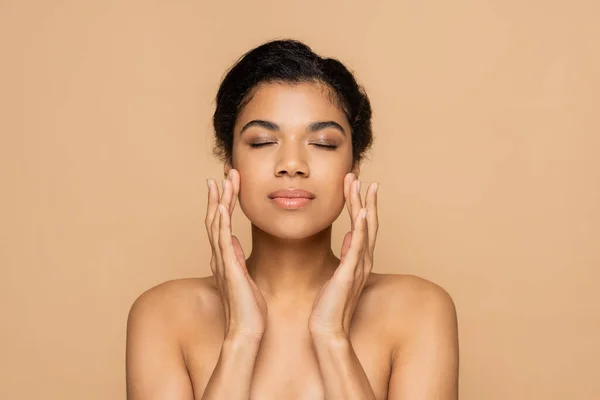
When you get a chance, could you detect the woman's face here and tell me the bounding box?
[229,82,358,239]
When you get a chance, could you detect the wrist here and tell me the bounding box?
[219,335,262,364]
[310,331,350,347]
[224,332,264,348]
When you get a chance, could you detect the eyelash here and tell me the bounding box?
[249,142,338,150]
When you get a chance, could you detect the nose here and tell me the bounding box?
[274,143,310,178]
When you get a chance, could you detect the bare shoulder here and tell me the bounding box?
[368,275,459,396]
[127,276,220,341]
[369,273,455,306]
[126,277,221,398]
[366,273,458,343]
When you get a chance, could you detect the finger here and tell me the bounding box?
[205,179,220,246]
[218,177,234,228]
[211,200,224,273]
[218,204,245,281]
[350,178,363,229]
[339,231,352,263]
[337,208,368,280]
[220,178,233,208]
[228,169,240,214]
[354,207,369,281]
[209,254,217,275]
[365,182,379,261]
[344,173,355,220]
[231,235,247,274]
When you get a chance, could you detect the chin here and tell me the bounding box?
[257,215,330,240]
[245,210,338,240]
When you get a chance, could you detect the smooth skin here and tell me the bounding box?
[126,82,459,399]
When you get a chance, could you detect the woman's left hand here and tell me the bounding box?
[308,173,379,340]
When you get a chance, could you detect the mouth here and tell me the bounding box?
[270,197,313,209]
[268,188,315,210]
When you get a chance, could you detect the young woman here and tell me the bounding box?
[126,39,459,400]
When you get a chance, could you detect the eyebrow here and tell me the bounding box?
[239,119,346,136]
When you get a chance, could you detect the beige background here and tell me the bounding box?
[1,0,599,399]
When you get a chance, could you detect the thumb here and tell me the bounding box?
[339,231,352,263]
[231,235,247,270]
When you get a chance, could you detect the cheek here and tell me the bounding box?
[327,179,347,213]
[314,170,347,212]
[236,169,268,215]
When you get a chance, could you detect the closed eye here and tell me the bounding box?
[312,143,338,149]
[248,142,338,149]
[249,142,276,148]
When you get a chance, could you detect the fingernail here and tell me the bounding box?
[228,170,232,180]
[356,181,361,193]
[207,179,211,190]
[218,204,224,214]
[373,183,379,193]
[361,209,368,219]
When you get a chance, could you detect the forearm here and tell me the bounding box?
[311,336,377,400]
[201,336,261,400]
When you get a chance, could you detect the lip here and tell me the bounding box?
[268,188,315,210]
[268,188,316,199]
[270,197,312,209]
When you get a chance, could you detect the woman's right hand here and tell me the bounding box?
[205,169,268,341]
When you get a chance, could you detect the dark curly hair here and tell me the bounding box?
[212,39,373,167]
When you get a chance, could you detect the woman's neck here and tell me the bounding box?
[246,224,339,304]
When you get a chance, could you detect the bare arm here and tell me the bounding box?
[126,289,194,400]
[126,285,262,400]
[387,283,460,399]
[201,336,261,399]
[311,336,377,400]
[200,172,267,399]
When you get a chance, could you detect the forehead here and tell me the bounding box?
[235,82,349,131]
